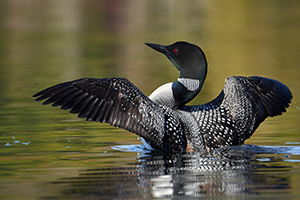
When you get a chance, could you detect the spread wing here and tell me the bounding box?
[183,76,292,151]
[33,78,187,151]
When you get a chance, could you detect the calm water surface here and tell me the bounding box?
[0,1,300,199]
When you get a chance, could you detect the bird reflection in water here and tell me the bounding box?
[48,145,291,199]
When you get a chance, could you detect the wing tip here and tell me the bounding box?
[249,76,292,117]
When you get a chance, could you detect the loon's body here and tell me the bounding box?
[33,42,292,153]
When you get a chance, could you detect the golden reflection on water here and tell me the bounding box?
[0,0,299,199]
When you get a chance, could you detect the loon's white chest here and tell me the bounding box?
[148,82,176,108]
[148,78,200,108]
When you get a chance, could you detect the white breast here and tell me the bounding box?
[148,82,176,108]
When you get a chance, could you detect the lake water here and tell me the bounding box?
[0,1,300,199]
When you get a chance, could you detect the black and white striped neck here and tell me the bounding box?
[172,77,204,108]
[148,77,205,109]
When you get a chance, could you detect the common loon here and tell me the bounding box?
[33,41,292,153]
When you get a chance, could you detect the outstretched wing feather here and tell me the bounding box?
[33,78,167,149]
[184,76,292,150]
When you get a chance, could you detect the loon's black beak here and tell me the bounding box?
[145,43,169,55]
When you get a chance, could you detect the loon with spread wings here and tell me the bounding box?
[33,42,292,153]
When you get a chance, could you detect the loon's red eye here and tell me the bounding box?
[173,49,178,54]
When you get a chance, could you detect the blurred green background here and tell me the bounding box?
[0,0,299,199]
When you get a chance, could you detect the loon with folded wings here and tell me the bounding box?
[33,42,292,153]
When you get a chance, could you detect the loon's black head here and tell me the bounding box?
[146,41,208,108]
[145,41,207,80]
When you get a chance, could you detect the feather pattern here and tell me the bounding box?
[33,78,188,153]
[33,76,292,153]
[183,76,292,151]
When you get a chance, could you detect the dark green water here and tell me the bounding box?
[0,1,300,199]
